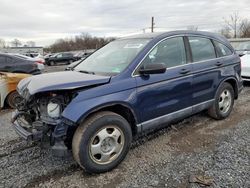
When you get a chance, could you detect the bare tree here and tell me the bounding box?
[45,33,116,53]
[220,26,231,38]
[239,19,250,38]
[0,38,6,48]
[223,12,241,38]
[11,39,22,47]
[26,41,36,47]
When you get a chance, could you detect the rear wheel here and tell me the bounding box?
[208,82,234,120]
[72,111,132,173]
[50,61,55,66]
[68,60,73,64]
[6,91,23,108]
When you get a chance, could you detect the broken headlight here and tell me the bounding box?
[47,100,61,118]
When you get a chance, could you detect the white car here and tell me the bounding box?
[235,42,250,81]
[241,52,250,81]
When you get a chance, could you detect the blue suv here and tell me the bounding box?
[12,31,243,173]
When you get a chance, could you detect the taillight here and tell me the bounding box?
[36,60,44,64]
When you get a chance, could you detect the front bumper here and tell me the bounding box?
[11,110,70,157]
[11,111,43,141]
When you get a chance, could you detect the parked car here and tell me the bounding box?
[46,52,76,66]
[65,58,86,71]
[12,31,243,173]
[23,53,45,64]
[74,51,93,61]
[0,53,44,74]
[0,72,30,108]
[235,41,250,81]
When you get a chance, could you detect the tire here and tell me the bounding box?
[50,61,55,66]
[72,111,132,173]
[6,91,23,108]
[208,82,234,120]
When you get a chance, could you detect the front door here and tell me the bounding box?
[135,36,193,131]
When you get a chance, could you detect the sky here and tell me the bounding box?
[0,0,250,46]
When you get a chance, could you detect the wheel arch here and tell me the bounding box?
[78,103,139,136]
[217,77,239,99]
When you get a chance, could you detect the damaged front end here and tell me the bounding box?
[11,91,76,157]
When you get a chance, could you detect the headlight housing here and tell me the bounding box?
[47,101,61,118]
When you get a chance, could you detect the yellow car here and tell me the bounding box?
[0,72,31,108]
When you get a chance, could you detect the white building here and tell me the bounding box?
[0,46,44,55]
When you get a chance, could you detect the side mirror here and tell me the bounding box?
[238,53,245,57]
[139,63,166,75]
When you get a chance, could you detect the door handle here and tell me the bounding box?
[179,69,190,74]
[215,62,223,66]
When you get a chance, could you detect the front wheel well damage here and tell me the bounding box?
[78,104,138,136]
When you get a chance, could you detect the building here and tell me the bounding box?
[229,38,250,49]
[0,46,44,55]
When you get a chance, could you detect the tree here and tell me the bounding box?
[220,26,231,38]
[239,19,250,38]
[0,38,6,48]
[26,41,36,47]
[44,33,116,53]
[223,12,241,38]
[11,39,22,47]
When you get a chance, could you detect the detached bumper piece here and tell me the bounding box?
[51,123,69,157]
[11,111,43,141]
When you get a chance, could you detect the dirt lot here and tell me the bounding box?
[0,66,249,188]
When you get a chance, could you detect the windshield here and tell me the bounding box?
[74,39,150,75]
[235,42,250,51]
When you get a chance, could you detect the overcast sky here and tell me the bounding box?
[0,0,250,46]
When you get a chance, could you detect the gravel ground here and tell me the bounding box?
[0,67,249,188]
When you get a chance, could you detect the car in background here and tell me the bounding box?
[65,54,92,71]
[74,51,93,61]
[23,53,45,64]
[46,52,77,66]
[234,41,250,81]
[0,72,30,108]
[0,53,44,75]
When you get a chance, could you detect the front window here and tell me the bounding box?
[74,39,150,75]
[139,37,187,69]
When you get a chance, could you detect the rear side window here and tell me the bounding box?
[188,37,216,62]
[213,41,233,57]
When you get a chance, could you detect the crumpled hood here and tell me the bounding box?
[17,71,111,96]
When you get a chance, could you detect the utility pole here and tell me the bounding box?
[151,16,155,33]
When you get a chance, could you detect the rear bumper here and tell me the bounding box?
[242,76,250,82]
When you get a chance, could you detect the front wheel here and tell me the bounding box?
[208,82,234,120]
[6,91,23,108]
[72,111,132,173]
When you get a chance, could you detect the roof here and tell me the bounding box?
[121,30,229,44]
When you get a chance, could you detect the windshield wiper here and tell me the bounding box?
[78,70,95,75]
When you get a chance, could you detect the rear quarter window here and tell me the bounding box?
[188,37,216,62]
[213,41,233,57]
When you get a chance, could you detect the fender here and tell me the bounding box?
[215,76,241,99]
[62,88,139,124]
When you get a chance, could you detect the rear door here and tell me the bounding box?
[0,55,7,71]
[188,36,222,108]
[0,55,15,72]
[135,36,193,131]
